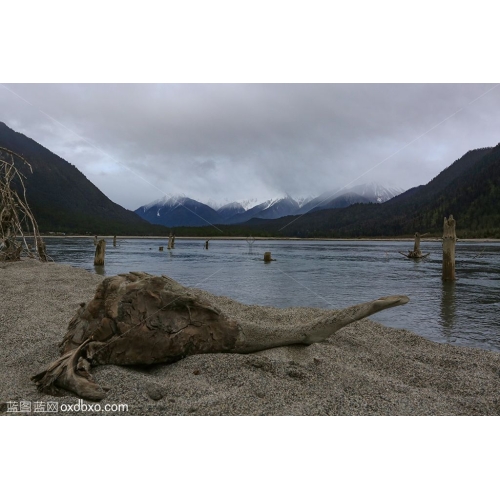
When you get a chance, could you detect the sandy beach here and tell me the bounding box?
[1,259,499,416]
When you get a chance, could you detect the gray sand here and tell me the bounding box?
[1,259,499,416]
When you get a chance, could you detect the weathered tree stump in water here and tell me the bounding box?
[94,239,106,266]
[171,235,175,249]
[167,233,173,250]
[399,232,430,259]
[442,215,457,281]
[93,235,98,246]
[113,236,117,247]
[32,272,410,400]
[264,251,275,262]
[159,246,164,251]
[205,240,209,250]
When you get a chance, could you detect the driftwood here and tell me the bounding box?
[399,232,430,259]
[0,147,45,261]
[472,247,486,259]
[442,215,457,281]
[32,272,409,400]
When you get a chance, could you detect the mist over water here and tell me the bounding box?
[46,238,500,352]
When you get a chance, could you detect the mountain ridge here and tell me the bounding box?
[135,184,404,227]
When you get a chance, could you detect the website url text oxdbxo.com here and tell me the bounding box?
[6,399,129,413]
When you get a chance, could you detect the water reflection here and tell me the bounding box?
[440,280,456,336]
[94,265,106,276]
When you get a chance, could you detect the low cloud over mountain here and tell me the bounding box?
[135,183,403,227]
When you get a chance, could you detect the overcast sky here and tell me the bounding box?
[1,83,499,210]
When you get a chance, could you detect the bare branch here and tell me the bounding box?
[0,148,48,262]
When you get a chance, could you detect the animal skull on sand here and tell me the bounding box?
[33,272,409,400]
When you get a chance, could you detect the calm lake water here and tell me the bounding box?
[45,238,500,352]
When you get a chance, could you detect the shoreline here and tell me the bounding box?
[40,235,500,243]
[1,259,500,416]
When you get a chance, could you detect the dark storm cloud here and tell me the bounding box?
[1,83,499,209]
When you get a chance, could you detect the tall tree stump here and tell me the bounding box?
[93,235,98,246]
[205,240,209,250]
[413,232,421,255]
[94,239,106,266]
[113,236,117,247]
[171,235,175,249]
[167,233,173,250]
[442,215,456,281]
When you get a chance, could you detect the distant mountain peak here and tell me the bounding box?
[216,201,246,220]
[295,195,314,208]
[136,184,404,227]
[142,194,190,211]
[135,195,223,227]
[340,182,403,203]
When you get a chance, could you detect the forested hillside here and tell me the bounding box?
[0,122,167,235]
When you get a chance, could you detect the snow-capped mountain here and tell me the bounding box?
[135,195,223,227]
[205,198,261,211]
[297,192,367,214]
[297,183,403,214]
[217,201,246,221]
[135,184,403,227]
[141,194,186,212]
[225,198,278,224]
[254,196,301,220]
[342,182,403,203]
[296,196,314,208]
[239,198,261,210]
[223,196,300,224]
